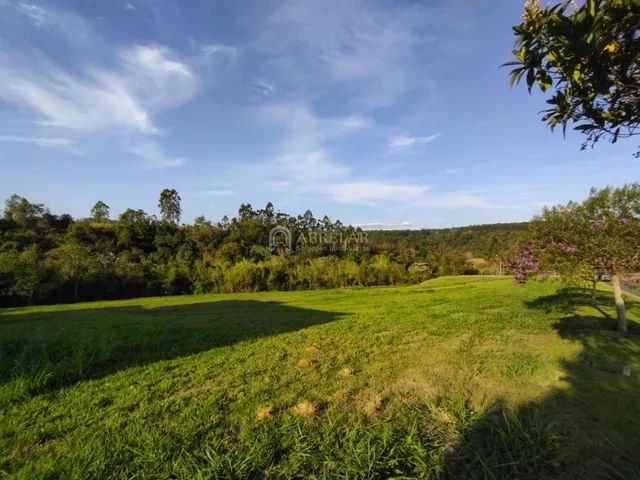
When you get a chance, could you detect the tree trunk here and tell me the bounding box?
[591,278,597,300]
[74,279,79,303]
[611,274,627,334]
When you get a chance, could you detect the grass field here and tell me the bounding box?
[1,276,639,479]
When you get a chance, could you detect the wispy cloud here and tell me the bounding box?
[200,44,238,62]
[0,2,239,169]
[260,0,439,110]
[0,45,198,135]
[255,102,369,183]
[388,133,441,152]
[246,103,492,210]
[0,11,219,169]
[320,181,493,209]
[247,79,275,103]
[120,45,198,111]
[323,181,426,206]
[0,133,72,148]
[8,1,94,41]
[186,189,234,197]
[414,194,493,209]
[354,221,415,230]
[14,2,49,26]
[126,140,185,169]
[0,57,154,134]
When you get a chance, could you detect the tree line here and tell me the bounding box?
[0,190,524,306]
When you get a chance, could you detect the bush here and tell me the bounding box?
[365,254,408,286]
[264,256,292,290]
[193,260,227,293]
[225,260,267,292]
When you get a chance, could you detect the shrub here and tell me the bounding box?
[264,256,292,290]
[225,260,267,292]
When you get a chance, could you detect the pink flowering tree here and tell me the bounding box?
[507,184,640,333]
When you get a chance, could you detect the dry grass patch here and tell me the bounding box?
[296,357,313,368]
[431,407,455,426]
[256,405,273,421]
[338,367,353,378]
[292,401,316,418]
[362,393,383,417]
[305,345,321,355]
[332,389,351,404]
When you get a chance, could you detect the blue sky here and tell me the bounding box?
[0,0,637,228]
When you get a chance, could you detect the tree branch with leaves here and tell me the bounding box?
[506,0,640,153]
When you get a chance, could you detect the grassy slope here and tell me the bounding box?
[0,276,638,479]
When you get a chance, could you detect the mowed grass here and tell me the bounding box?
[1,276,639,479]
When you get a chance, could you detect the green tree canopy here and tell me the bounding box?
[3,194,47,226]
[158,189,182,224]
[90,201,110,222]
[507,184,640,333]
[46,243,96,302]
[507,0,640,152]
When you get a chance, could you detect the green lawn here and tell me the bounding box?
[1,277,638,479]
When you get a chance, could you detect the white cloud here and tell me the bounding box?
[9,2,94,40]
[257,103,370,145]
[15,2,49,25]
[200,44,238,63]
[0,134,72,148]
[120,45,198,109]
[415,194,492,209]
[247,79,275,103]
[14,71,155,133]
[261,0,434,109]
[256,102,370,183]
[354,221,415,230]
[324,181,426,206]
[388,133,441,151]
[187,189,234,197]
[126,140,185,169]
[0,45,197,134]
[0,41,209,168]
[249,103,492,210]
[275,150,349,182]
[320,115,371,135]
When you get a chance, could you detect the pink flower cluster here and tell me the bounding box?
[504,244,543,285]
[555,241,577,253]
[592,217,629,227]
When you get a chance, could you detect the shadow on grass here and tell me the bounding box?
[443,288,640,480]
[0,299,345,399]
[523,287,636,326]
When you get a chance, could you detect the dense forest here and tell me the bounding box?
[0,191,526,306]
